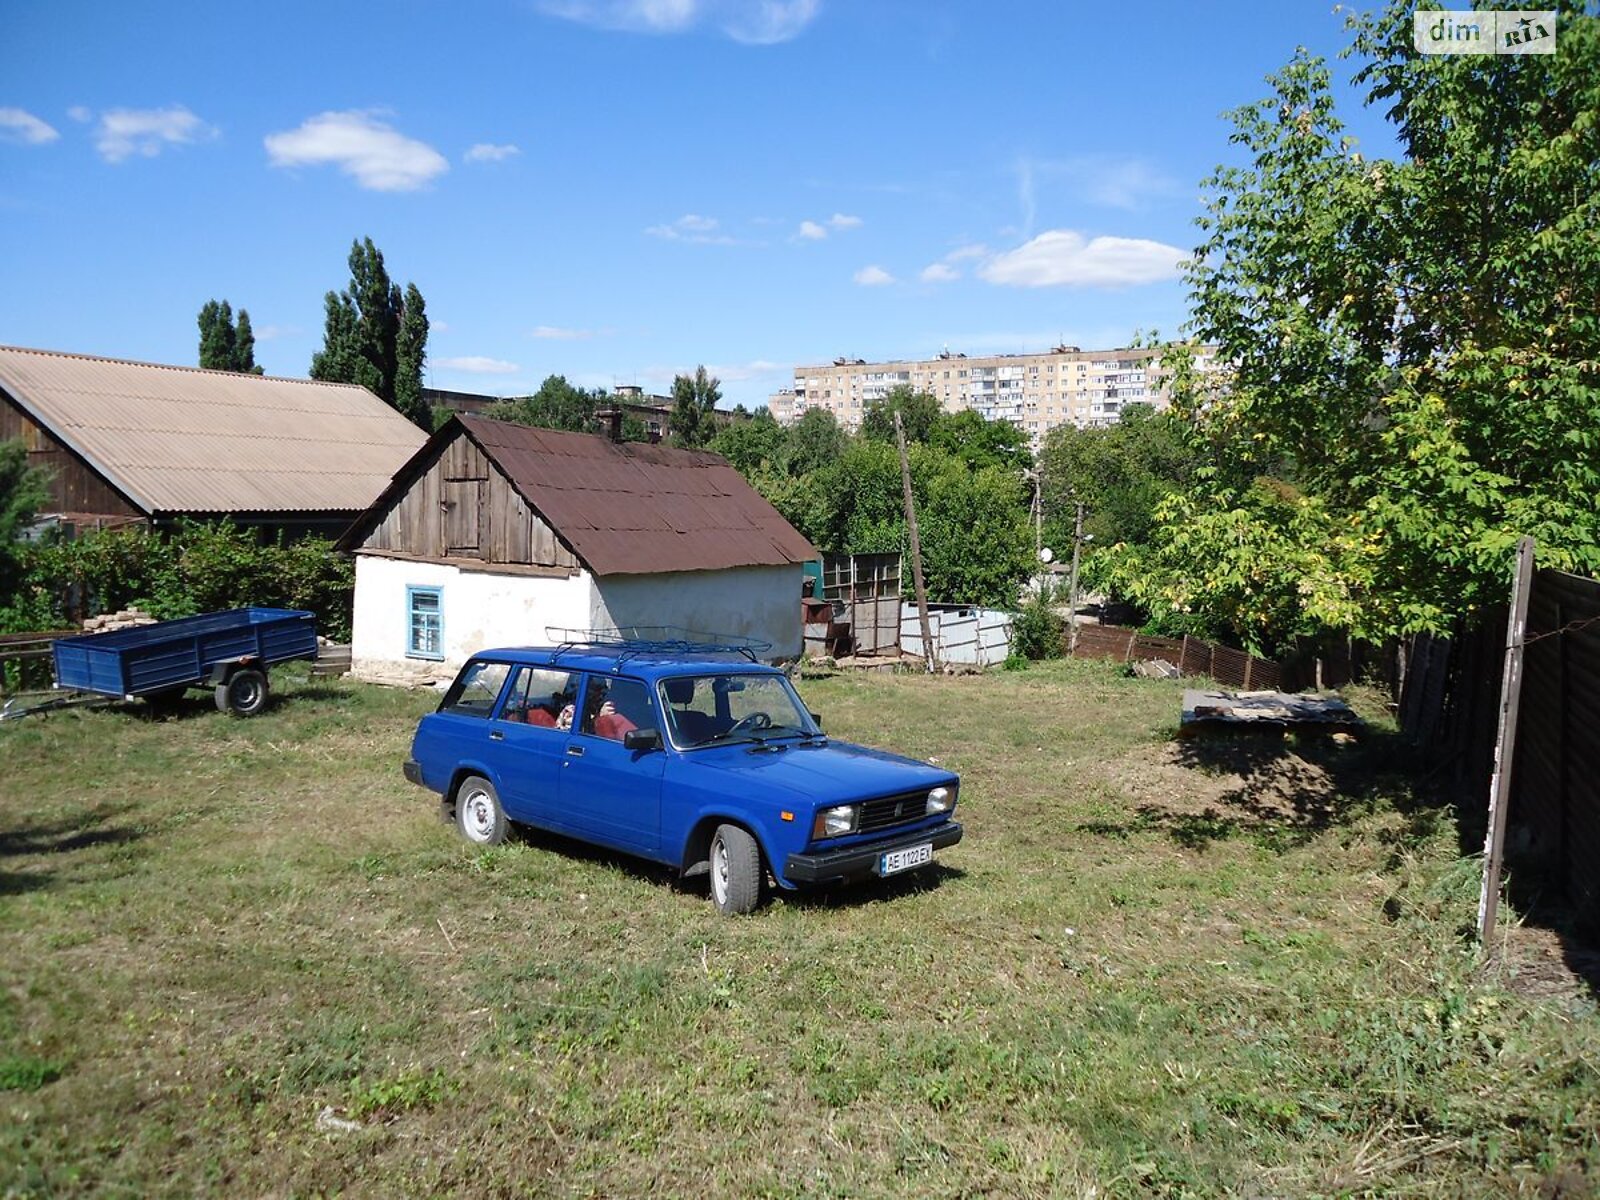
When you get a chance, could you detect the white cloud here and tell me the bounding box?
[94,106,214,162]
[66,106,92,123]
[530,325,600,340]
[946,243,989,262]
[436,355,521,374]
[979,230,1186,288]
[265,110,448,192]
[465,142,521,163]
[538,0,819,43]
[920,262,959,283]
[1072,157,1178,210]
[645,213,735,244]
[723,0,820,45]
[796,211,861,241]
[0,108,59,145]
[854,265,894,287]
[253,324,299,342]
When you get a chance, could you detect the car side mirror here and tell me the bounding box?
[623,727,662,751]
[809,711,823,731]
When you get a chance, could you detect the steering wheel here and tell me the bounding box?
[729,711,772,734]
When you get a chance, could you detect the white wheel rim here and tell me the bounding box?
[462,789,495,843]
[711,838,728,905]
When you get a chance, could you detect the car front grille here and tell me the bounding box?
[858,789,930,833]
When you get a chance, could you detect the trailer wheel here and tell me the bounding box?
[216,668,269,717]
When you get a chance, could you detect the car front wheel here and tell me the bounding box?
[455,775,508,846]
[709,823,761,915]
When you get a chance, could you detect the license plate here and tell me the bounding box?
[878,843,933,876]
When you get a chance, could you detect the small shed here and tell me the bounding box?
[0,344,426,538]
[338,415,818,681]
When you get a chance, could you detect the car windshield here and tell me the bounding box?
[656,672,819,748]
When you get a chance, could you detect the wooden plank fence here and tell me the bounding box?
[1400,568,1600,934]
[1070,623,1283,691]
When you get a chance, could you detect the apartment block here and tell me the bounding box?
[768,344,1215,450]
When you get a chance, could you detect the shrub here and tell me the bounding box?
[0,520,354,641]
[1010,591,1065,661]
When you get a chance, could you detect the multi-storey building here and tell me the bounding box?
[768,344,1215,450]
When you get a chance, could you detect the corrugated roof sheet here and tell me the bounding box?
[457,415,818,575]
[0,344,428,515]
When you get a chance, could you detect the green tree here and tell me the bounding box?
[708,407,783,474]
[778,408,847,478]
[860,385,941,444]
[486,376,648,442]
[487,375,605,433]
[0,439,51,610]
[197,300,263,374]
[310,238,430,429]
[670,366,722,449]
[928,409,1032,473]
[1137,3,1600,646]
[393,283,430,428]
[1038,404,1195,550]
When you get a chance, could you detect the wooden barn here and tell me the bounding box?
[0,344,427,538]
[338,414,817,681]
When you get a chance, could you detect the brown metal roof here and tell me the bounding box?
[456,414,817,575]
[0,344,427,515]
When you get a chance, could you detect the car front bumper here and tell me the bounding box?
[783,821,962,886]
[402,758,423,787]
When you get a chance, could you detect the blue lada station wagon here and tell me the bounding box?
[403,641,962,914]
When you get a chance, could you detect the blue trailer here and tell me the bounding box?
[43,607,320,717]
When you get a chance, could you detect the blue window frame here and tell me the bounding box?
[407,586,444,660]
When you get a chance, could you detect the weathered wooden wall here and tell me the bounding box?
[1,393,143,522]
[356,432,578,572]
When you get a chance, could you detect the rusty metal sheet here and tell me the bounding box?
[456,415,816,575]
[0,344,425,515]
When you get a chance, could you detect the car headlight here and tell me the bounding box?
[812,804,859,838]
[926,786,953,814]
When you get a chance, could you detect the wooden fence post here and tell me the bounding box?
[1478,535,1536,947]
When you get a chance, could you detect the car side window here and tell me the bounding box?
[581,676,651,741]
[500,666,575,728]
[439,660,511,718]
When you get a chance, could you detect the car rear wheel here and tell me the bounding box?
[709,823,761,915]
[455,775,508,846]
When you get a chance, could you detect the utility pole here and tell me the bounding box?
[895,411,936,672]
[1066,501,1085,655]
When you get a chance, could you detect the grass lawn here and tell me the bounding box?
[1,660,1595,1197]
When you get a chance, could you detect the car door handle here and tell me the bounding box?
[566,744,584,757]
[489,730,504,741]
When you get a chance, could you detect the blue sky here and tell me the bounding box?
[1,1,1398,409]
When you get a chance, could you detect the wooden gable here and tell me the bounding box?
[354,427,579,573]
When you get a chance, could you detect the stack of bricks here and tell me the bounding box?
[82,607,159,634]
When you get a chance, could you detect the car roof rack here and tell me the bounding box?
[544,626,772,666]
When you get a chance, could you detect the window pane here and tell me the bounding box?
[440,661,510,718]
[501,667,576,728]
[581,676,651,740]
[408,588,443,658]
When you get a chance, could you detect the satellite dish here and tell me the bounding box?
[1039,547,1054,564]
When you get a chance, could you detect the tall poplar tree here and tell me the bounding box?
[197,300,262,374]
[310,238,431,428]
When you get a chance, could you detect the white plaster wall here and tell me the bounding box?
[351,555,594,682]
[590,565,803,659]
